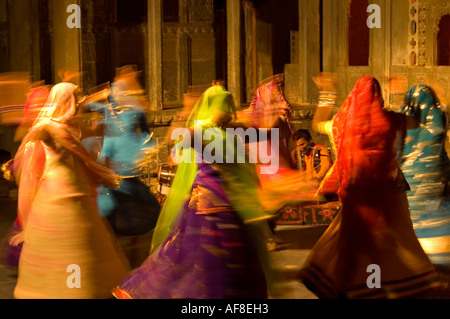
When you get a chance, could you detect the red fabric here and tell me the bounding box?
[321,76,394,199]
[23,87,49,120]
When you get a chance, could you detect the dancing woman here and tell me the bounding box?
[397,84,450,266]
[86,79,160,236]
[113,84,277,299]
[299,76,442,299]
[237,76,320,247]
[13,82,130,299]
[237,75,294,170]
[1,86,49,269]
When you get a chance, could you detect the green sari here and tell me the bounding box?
[150,85,274,253]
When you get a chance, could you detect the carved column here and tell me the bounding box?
[0,0,8,72]
[227,0,242,107]
[298,0,321,105]
[243,0,255,104]
[80,0,96,91]
[370,0,392,101]
[322,0,339,73]
[148,0,163,111]
[7,0,41,79]
[51,0,82,86]
[409,0,419,66]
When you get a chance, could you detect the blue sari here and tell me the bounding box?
[87,95,160,236]
[398,84,450,265]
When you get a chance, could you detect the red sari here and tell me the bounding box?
[300,77,441,299]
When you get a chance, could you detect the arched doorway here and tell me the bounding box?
[348,0,369,66]
[437,14,450,66]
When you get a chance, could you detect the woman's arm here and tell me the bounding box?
[388,111,420,132]
[312,73,337,135]
[315,150,332,181]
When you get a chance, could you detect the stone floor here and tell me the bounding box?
[1,195,449,300]
[0,196,321,299]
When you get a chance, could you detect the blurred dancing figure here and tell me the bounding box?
[13,82,130,299]
[1,86,49,269]
[237,76,304,250]
[14,86,50,142]
[238,75,294,170]
[113,84,274,299]
[397,84,450,266]
[86,75,160,236]
[299,75,442,299]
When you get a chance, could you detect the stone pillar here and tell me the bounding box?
[147,0,163,111]
[0,0,8,73]
[227,0,242,107]
[51,0,82,86]
[298,0,321,105]
[79,0,97,91]
[322,0,339,73]
[243,0,255,104]
[7,0,41,80]
[370,0,391,102]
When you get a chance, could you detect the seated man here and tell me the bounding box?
[291,129,332,189]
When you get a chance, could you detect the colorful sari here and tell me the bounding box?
[398,84,450,266]
[1,86,49,269]
[237,78,294,170]
[237,78,319,210]
[300,77,441,299]
[113,85,273,299]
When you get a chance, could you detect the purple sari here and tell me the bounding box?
[113,163,267,299]
[1,220,23,268]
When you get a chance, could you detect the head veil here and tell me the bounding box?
[398,84,449,179]
[237,75,294,168]
[319,76,393,199]
[245,77,291,130]
[400,84,447,145]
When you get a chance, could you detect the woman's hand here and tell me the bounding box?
[310,178,320,189]
[312,72,337,92]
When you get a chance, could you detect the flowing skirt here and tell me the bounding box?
[113,165,267,299]
[299,185,441,299]
[98,178,161,236]
[14,178,131,299]
[403,166,450,265]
